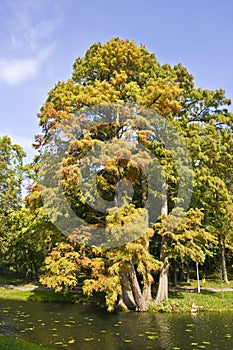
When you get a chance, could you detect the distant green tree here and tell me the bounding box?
[0,135,25,271]
[7,205,63,280]
[179,87,233,283]
[0,135,25,212]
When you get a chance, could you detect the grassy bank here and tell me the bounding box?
[0,285,233,313]
[150,290,233,312]
[0,275,233,313]
[148,277,233,313]
[0,287,104,307]
[0,288,75,302]
[175,278,233,290]
[0,335,53,350]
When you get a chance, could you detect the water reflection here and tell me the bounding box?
[0,299,232,349]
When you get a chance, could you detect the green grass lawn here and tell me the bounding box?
[0,335,53,350]
[0,288,66,301]
[0,284,105,308]
[150,289,233,313]
[0,288,88,303]
[176,278,233,290]
[1,281,233,314]
[0,273,233,313]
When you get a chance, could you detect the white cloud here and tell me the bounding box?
[0,57,40,86]
[0,0,62,86]
[0,46,54,86]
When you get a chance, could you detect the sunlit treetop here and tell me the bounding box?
[72,37,160,86]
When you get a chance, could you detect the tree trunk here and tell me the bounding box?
[220,240,229,284]
[142,211,152,302]
[155,261,169,304]
[141,188,152,303]
[186,260,190,283]
[173,260,177,287]
[155,180,169,304]
[143,282,152,302]
[118,272,136,310]
[117,287,136,311]
[179,263,185,282]
[128,261,147,311]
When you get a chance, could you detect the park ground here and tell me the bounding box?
[0,274,233,312]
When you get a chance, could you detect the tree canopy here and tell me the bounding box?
[35,38,233,311]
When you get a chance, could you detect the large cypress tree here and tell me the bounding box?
[37,38,233,310]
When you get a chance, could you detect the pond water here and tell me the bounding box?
[0,299,232,350]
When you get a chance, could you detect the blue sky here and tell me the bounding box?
[0,0,233,161]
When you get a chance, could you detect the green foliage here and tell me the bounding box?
[0,135,25,213]
[0,136,26,271]
[5,206,62,279]
[178,84,233,281]
[154,208,216,264]
[72,38,160,87]
[40,243,82,293]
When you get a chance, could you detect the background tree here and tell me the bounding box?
[0,135,25,212]
[153,208,216,303]
[0,136,25,272]
[6,206,63,281]
[178,87,233,283]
